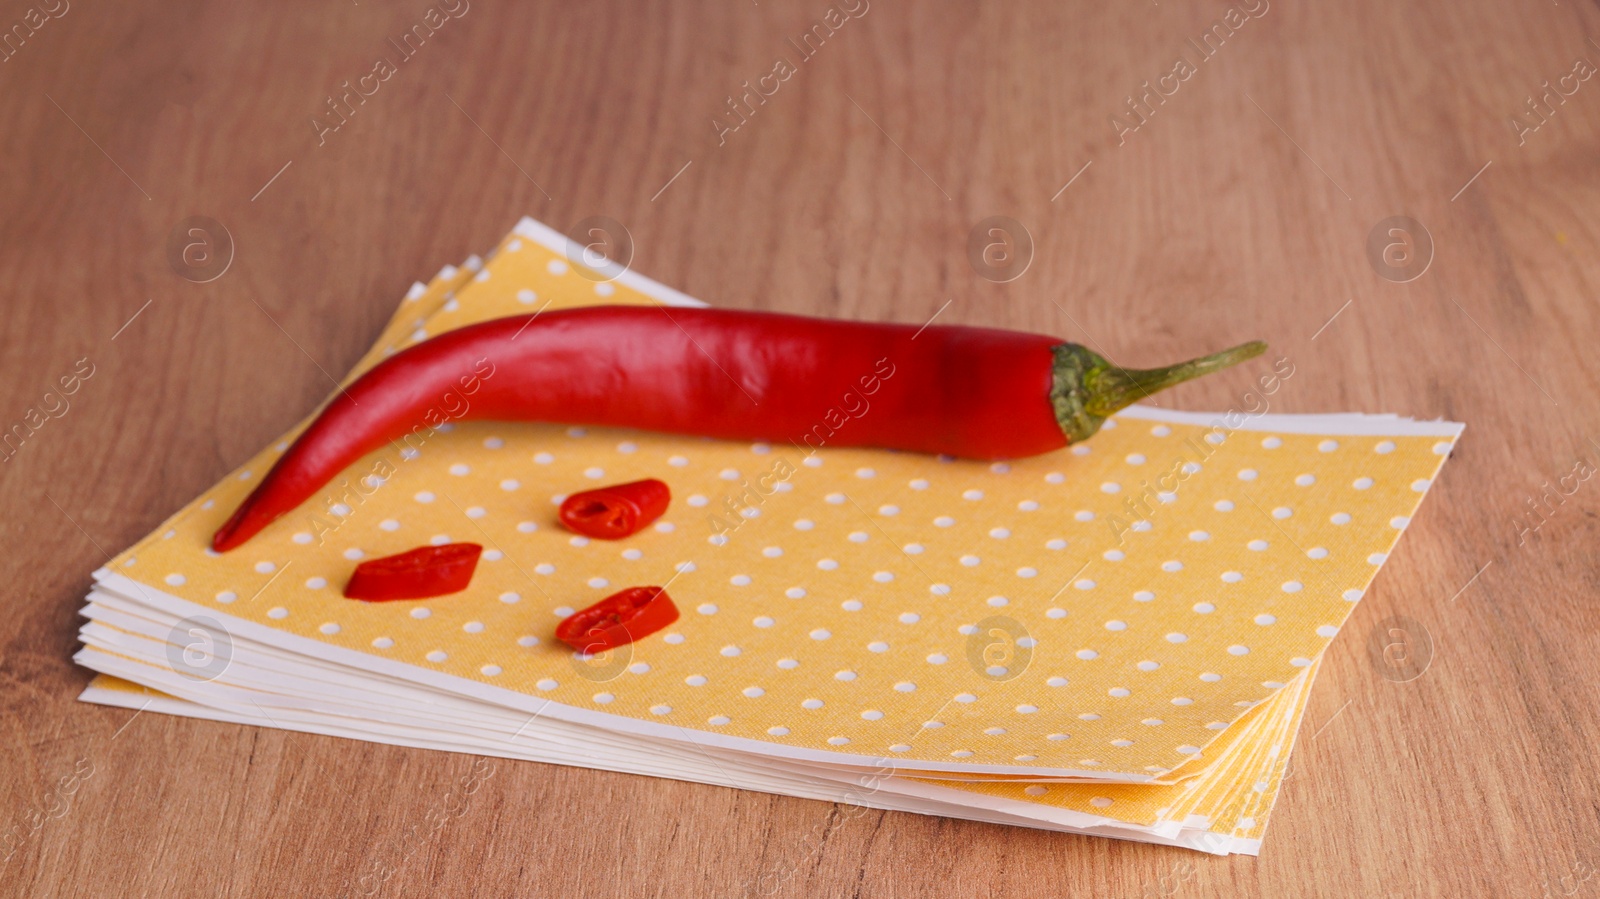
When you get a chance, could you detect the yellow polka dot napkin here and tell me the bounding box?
[76,218,1461,854]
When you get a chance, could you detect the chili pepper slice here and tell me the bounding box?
[343,542,483,601]
[213,305,1266,550]
[559,478,671,539]
[555,586,679,653]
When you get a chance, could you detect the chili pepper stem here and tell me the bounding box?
[1049,340,1268,443]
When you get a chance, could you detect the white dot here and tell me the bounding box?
[1369,552,1387,565]
[1134,591,1155,602]
[708,715,730,725]
[165,573,186,586]
[960,555,980,567]
[742,686,764,698]
[267,607,288,620]
[1228,644,1250,655]
[1018,500,1039,511]
[1331,512,1352,525]
[1016,567,1037,578]
[1193,603,1215,614]
[1375,440,1396,454]
[1272,507,1293,519]
[1214,500,1234,512]
[1101,482,1121,494]
[1353,477,1374,490]
[1047,676,1068,687]
[867,641,889,653]
[1104,620,1127,631]
[894,682,916,692]
[786,587,806,599]
[776,659,799,669]
[1047,539,1067,550]
[1166,633,1187,644]
[414,491,435,503]
[372,637,394,649]
[1238,468,1258,481]
[216,590,237,603]
[1255,614,1277,626]
[817,559,838,570]
[1047,608,1067,619]
[1161,560,1183,572]
[1317,625,1339,638]
[1016,704,1038,714]
[802,699,824,709]
[1076,649,1098,660]
[768,726,790,736]
[1261,436,1282,449]
[1282,581,1303,593]
[1391,516,1410,529]
[697,603,718,615]
[1248,539,1269,551]
[1075,579,1096,591]
[305,577,327,590]
[857,467,877,479]
[934,516,955,527]
[410,608,431,619]
[810,629,831,641]
[534,563,555,575]
[1222,571,1243,583]
[842,600,863,610]
[1308,547,1329,559]
[685,675,707,686]
[1189,530,1210,542]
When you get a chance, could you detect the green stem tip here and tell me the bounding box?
[1050,340,1268,443]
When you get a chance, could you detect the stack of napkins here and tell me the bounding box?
[75,218,1461,855]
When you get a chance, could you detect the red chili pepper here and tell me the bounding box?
[555,586,679,653]
[343,542,482,601]
[559,478,671,539]
[213,306,1264,550]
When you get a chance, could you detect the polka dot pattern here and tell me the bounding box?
[99,225,1461,791]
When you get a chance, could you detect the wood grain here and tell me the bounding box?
[2,0,1596,895]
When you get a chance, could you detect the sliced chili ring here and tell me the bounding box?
[558,478,671,539]
[343,542,483,601]
[555,586,679,653]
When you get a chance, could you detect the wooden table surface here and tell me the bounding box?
[3,0,1596,895]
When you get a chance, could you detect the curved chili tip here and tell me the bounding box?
[559,479,671,539]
